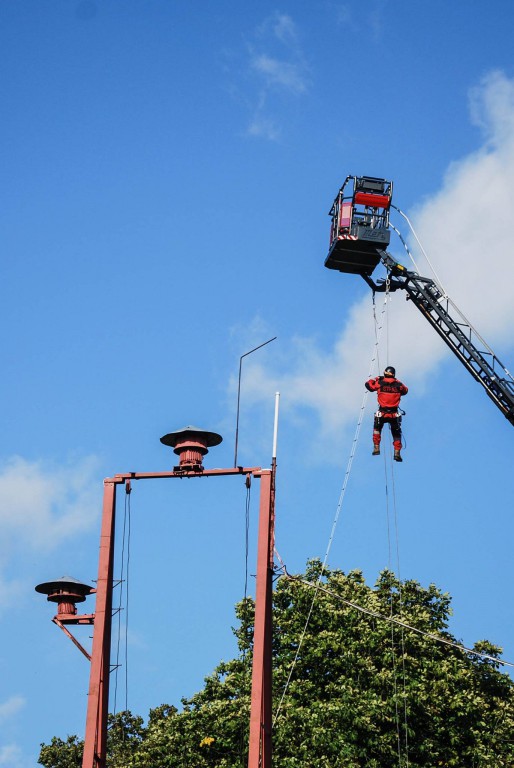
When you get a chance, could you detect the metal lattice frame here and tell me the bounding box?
[363,251,514,426]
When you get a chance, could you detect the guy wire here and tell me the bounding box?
[282,572,514,668]
[238,481,252,767]
[113,489,130,715]
[125,489,132,714]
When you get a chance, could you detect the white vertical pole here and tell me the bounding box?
[272,392,280,459]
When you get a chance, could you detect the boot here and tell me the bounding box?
[394,449,403,462]
[372,445,380,456]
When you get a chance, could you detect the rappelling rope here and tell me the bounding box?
[374,286,410,766]
[389,212,514,383]
[390,461,410,763]
[383,451,403,767]
[375,285,409,766]
[390,205,446,293]
[273,290,390,726]
[383,445,410,767]
[372,291,382,375]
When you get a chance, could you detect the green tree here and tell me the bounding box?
[38,711,146,768]
[39,562,514,767]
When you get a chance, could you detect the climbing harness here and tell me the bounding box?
[375,406,405,419]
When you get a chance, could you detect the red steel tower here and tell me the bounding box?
[36,424,276,768]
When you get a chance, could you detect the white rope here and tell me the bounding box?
[382,443,410,766]
[390,460,410,764]
[391,205,446,293]
[390,212,514,382]
[382,449,403,768]
[273,290,390,725]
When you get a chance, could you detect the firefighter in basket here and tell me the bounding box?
[365,366,408,462]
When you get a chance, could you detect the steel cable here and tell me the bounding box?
[112,487,131,717]
[282,572,514,668]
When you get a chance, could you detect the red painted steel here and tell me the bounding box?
[77,463,271,768]
[248,466,275,768]
[56,613,95,625]
[82,479,118,768]
[53,618,92,661]
[113,466,261,482]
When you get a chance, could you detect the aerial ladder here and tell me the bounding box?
[325,175,514,427]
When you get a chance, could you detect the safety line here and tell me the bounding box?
[390,458,410,764]
[283,572,514,668]
[383,446,410,767]
[372,293,382,374]
[375,285,406,763]
[382,450,403,768]
[112,488,132,718]
[273,292,390,726]
[391,205,446,292]
[374,286,405,764]
[389,216,514,382]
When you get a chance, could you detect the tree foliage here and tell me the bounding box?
[39,562,514,767]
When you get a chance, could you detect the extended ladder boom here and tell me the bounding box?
[364,251,514,426]
[325,174,514,427]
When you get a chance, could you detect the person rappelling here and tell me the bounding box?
[365,366,408,462]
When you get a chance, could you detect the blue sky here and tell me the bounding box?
[2,1,514,765]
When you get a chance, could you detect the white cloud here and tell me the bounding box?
[0,695,25,721]
[0,455,100,553]
[469,70,514,146]
[251,53,307,94]
[336,2,384,39]
[247,114,281,141]
[410,71,514,345]
[0,455,100,610]
[243,13,309,139]
[0,744,25,767]
[256,12,299,48]
[237,71,514,436]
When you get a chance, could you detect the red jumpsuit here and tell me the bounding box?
[365,374,408,450]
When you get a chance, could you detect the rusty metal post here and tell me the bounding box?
[82,479,118,768]
[248,466,275,768]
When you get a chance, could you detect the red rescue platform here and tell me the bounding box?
[325,175,393,276]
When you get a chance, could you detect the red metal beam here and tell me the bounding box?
[112,466,262,483]
[248,466,275,768]
[82,479,118,768]
[53,618,92,661]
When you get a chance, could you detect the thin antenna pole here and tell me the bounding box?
[272,392,280,460]
[234,337,277,467]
